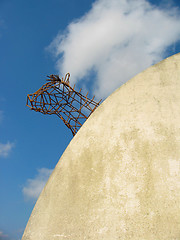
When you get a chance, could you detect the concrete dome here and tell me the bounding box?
[22,53,180,240]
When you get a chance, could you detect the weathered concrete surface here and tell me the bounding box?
[22,53,180,240]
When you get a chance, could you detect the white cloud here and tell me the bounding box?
[23,168,53,201]
[48,0,180,98]
[0,142,14,158]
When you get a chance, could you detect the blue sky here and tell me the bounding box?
[0,0,180,239]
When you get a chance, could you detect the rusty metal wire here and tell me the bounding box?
[27,73,102,136]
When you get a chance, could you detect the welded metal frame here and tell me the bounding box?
[27,73,101,136]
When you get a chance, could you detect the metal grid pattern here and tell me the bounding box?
[27,73,102,136]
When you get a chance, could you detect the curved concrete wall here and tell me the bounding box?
[22,53,180,240]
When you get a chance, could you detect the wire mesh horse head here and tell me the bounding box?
[27,73,101,136]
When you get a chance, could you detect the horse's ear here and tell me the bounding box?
[65,73,70,82]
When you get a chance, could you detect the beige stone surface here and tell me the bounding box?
[22,53,180,240]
